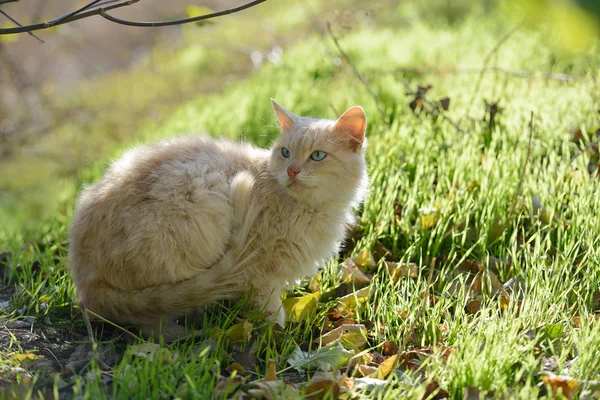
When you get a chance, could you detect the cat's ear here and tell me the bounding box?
[334,106,367,151]
[271,99,296,132]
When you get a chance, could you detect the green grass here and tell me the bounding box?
[2,1,600,399]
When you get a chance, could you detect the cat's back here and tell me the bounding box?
[69,136,268,291]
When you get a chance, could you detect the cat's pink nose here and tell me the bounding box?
[287,167,300,179]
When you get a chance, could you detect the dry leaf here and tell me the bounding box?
[306,379,340,399]
[320,324,368,349]
[358,364,378,377]
[248,380,300,400]
[227,361,247,376]
[340,258,371,285]
[541,373,579,399]
[382,341,399,356]
[386,262,418,281]
[337,286,371,316]
[225,320,253,343]
[352,249,376,271]
[283,292,319,322]
[266,359,277,381]
[309,271,322,293]
[466,299,482,314]
[425,380,449,400]
[376,354,398,379]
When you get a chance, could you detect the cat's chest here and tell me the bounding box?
[259,206,347,261]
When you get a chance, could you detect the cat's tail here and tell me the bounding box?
[83,263,243,324]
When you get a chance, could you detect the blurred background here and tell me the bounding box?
[0,0,599,238]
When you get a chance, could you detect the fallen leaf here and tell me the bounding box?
[319,324,367,349]
[352,249,376,272]
[573,314,600,327]
[358,364,378,377]
[225,320,253,343]
[283,292,319,322]
[266,359,277,381]
[376,354,398,379]
[306,379,340,399]
[227,361,247,376]
[382,341,399,356]
[386,262,418,281]
[541,373,579,399]
[424,380,449,400]
[10,353,38,364]
[466,299,482,314]
[309,271,322,293]
[247,380,300,400]
[340,258,371,285]
[419,206,440,229]
[352,377,389,391]
[288,342,354,372]
[338,286,371,312]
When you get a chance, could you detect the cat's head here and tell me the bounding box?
[267,99,369,207]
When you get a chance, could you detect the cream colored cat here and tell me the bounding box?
[69,100,369,340]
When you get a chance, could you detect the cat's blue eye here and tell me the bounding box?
[281,148,290,158]
[310,151,327,161]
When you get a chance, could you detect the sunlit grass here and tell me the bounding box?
[1,1,600,399]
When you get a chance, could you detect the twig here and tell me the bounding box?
[465,19,524,117]
[78,305,144,342]
[570,138,599,164]
[0,9,44,43]
[394,65,584,83]
[0,0,19,5]
[81,304,112,370]
[100,0,267,27]
[421,95,468,134]
[326,21,389,127]
[508,111,534,222]
[0,0,267,34]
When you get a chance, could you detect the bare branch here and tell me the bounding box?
[0,9,44,43]
[326,22,389,127]
[394,65,585,83]
[464,19,525,118]
[100,0,268,27]
[0,0,19,5]
[0,0,267,35]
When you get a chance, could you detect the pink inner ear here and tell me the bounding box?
[272,99,295,131]
[334,106,367,144]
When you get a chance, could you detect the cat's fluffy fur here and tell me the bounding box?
[69,100,369,340]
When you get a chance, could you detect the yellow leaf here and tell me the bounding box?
[351,249,376,271]
[225,320,253,343]
[319,324,367,349]
[386,262,418,281]
[419,207,440,229]
[541,373,579,399]
[282,292,319,322]
[338,286,371,311]
[10,353,38,364]
[376,354,398,380]
[340,258,371,285]
[309,271,322,293]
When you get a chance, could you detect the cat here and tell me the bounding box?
[68,99,369,341]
